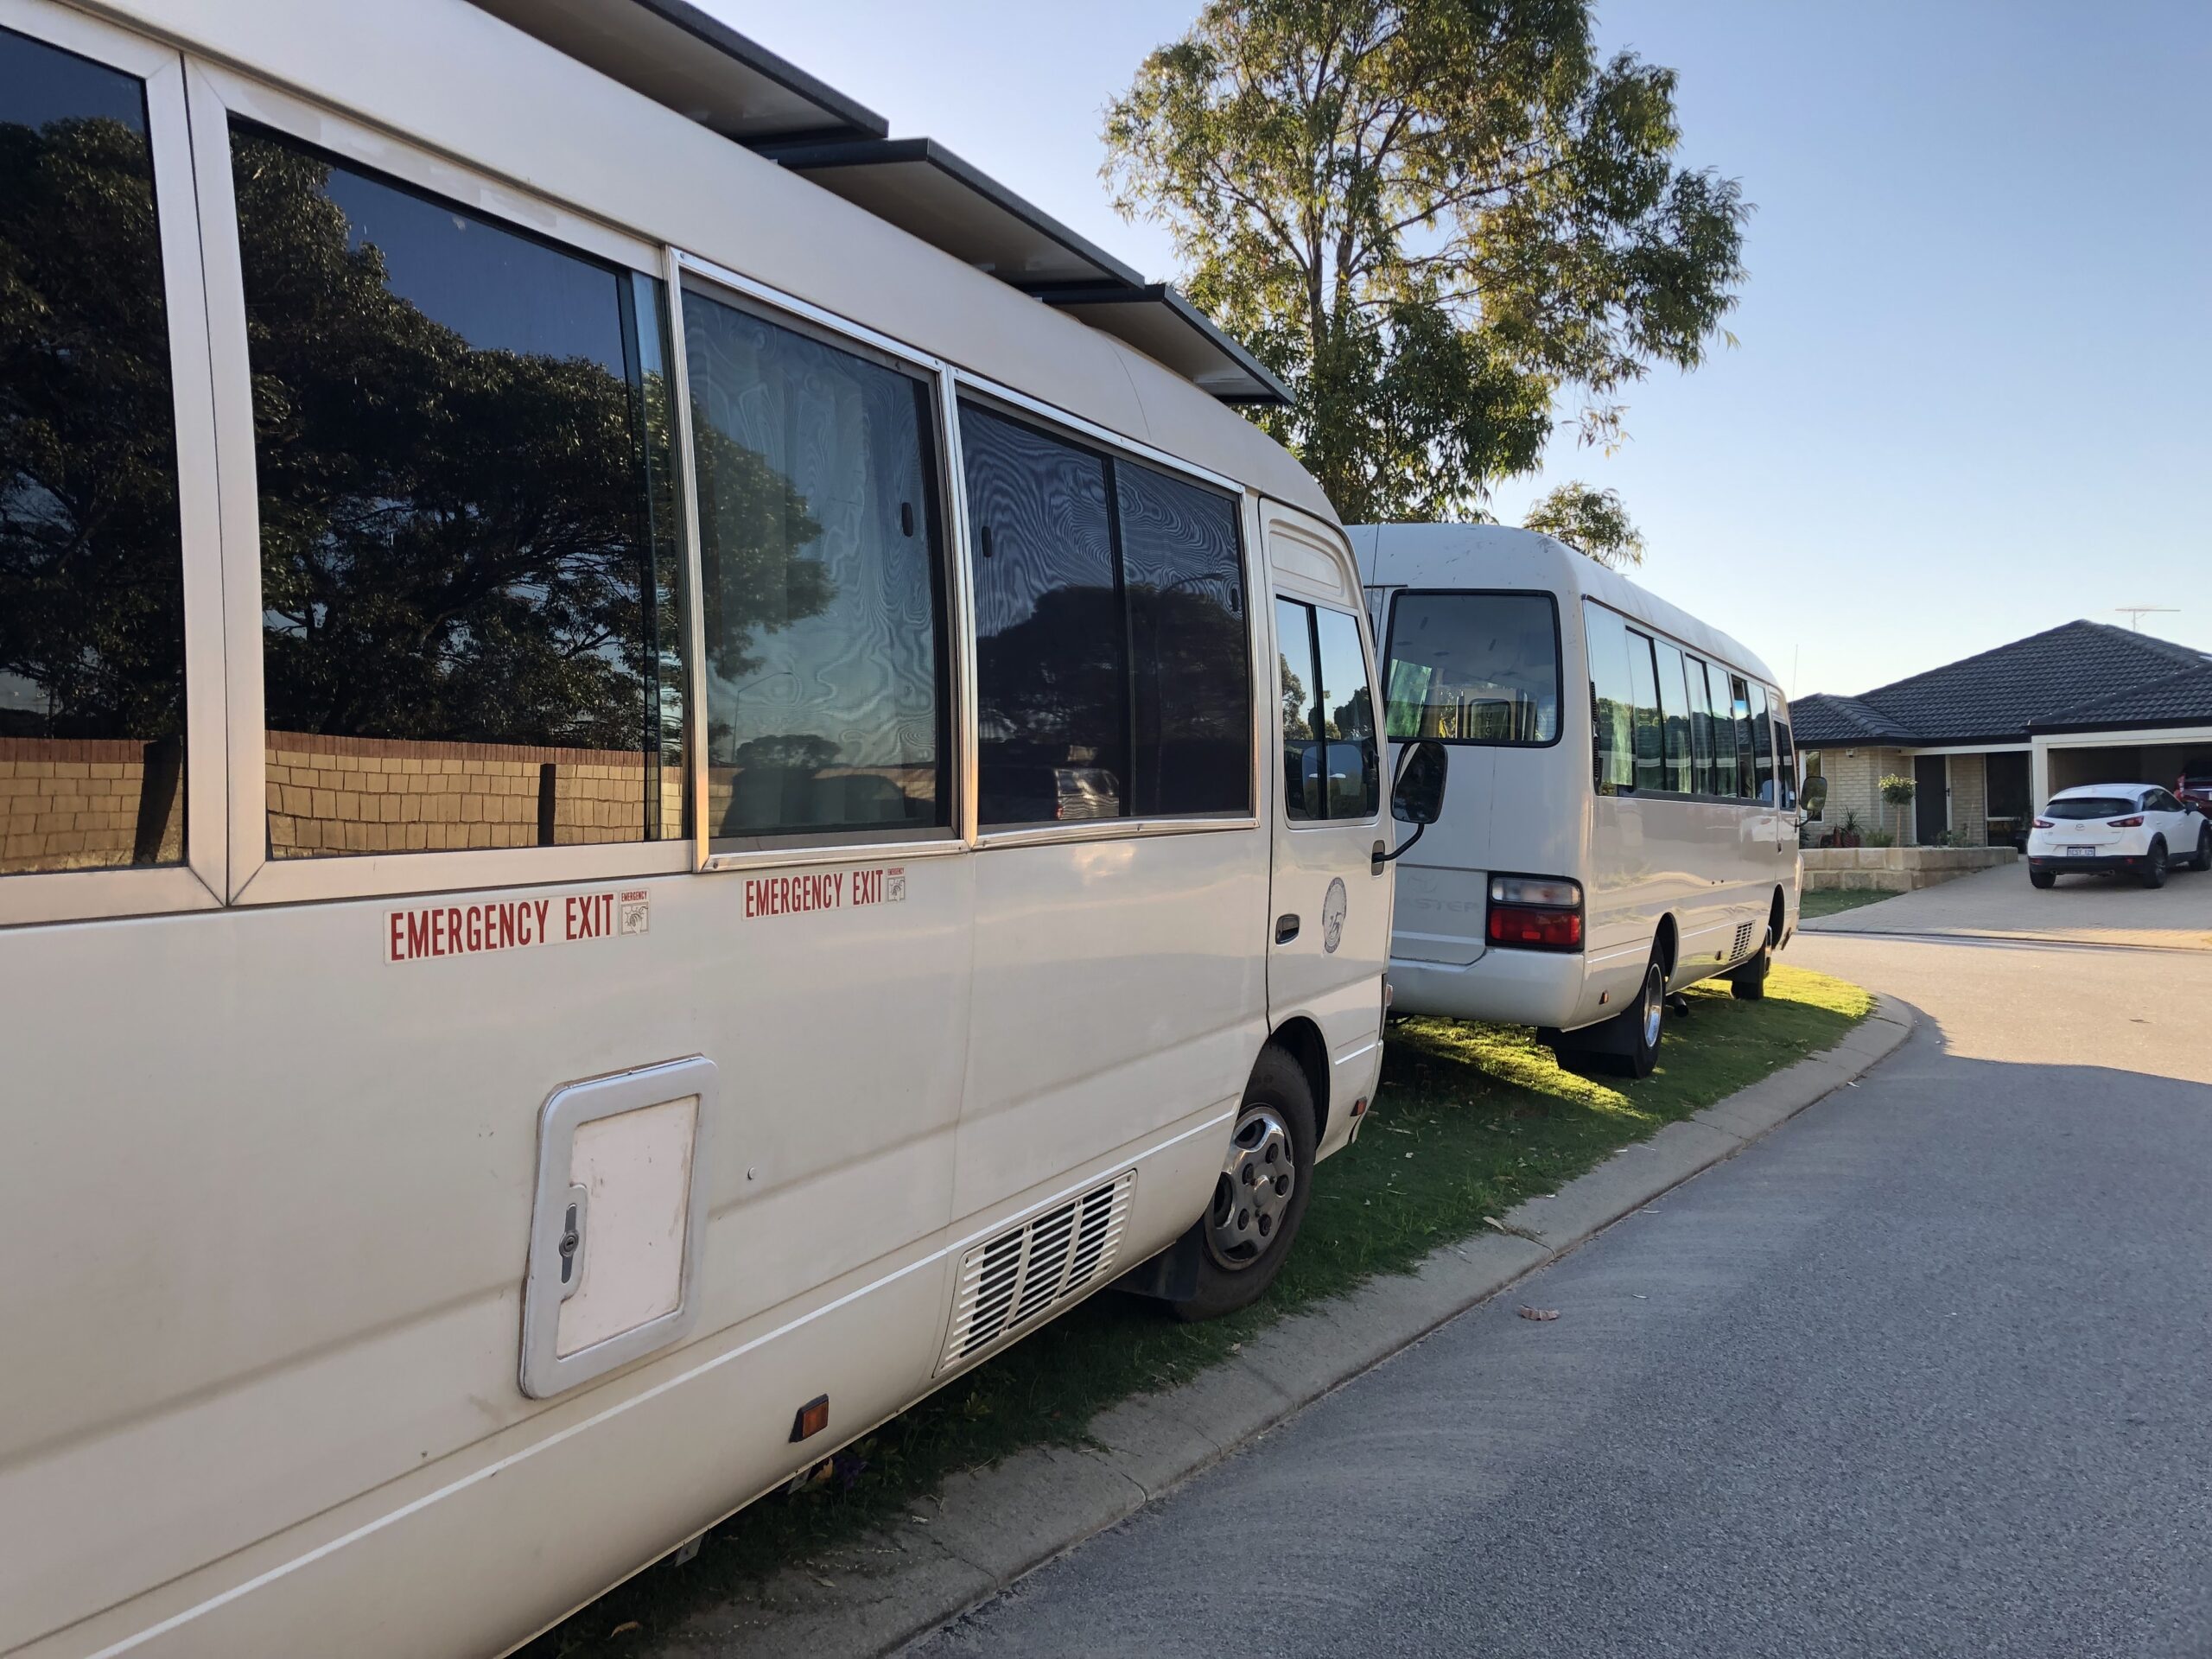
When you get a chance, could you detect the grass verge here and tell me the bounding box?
[529,962,1871,1656]
[1800,887,1903,919]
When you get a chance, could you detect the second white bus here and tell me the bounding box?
[1353,524,1803,1075]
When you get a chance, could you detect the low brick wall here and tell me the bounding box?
[266,732,683,857]
[0,736,184,874]
[1802,846,2018,892]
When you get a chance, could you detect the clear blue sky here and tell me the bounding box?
[710,1,2212,700]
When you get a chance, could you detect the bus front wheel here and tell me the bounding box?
[1168,1048,1317,1322]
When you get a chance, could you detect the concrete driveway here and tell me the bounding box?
[912,922,2212,1659]
[1803,857,2212,950]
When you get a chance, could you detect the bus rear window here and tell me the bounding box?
[1383,592,1559,746]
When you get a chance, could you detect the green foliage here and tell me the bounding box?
[1103,0,1748,524]
[1878,773,1917,806]
[1866,829,1895,848]
[1523,480,1644,567]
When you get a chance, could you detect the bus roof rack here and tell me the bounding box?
[467,0,1291,407]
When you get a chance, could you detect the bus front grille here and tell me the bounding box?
[940,1171,1137,1371]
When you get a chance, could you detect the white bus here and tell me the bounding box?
[1353,524,1803,1077]
[0,3,1444,1653]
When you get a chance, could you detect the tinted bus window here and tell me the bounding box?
[2,28,187,874]
[1750,683,1777,804]
[1382,592,1560,744]
[1681,655,1715,795]
[232,124,683,856]
[1277,598,1320,821]
[1626,628,1666,794]
[1117,462,1249,817]
[1313,607,1378,817]
[1773,694,1797,810]
[683,290,947,839]
[960,404,1123,826]
[1584,601,1633,795]
[1728,675,1757,798]
[1655,639,1694,794]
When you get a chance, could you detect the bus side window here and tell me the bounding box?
[1625,628,1666,794]
[1583,601,1634,795]
[1774,695,1798,810]
[1312,607,1378,818]
[1728,676,1758,798]
[1654,639,1694,794]
[231,124,684,858]
[1276,599,1322,820]
[1,28,189,877]
[1750,683,1777,804]
[683,289,949,842]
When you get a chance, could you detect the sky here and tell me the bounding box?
[708,1,2212,700]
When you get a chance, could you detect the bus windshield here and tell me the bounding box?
[1383,591,1560,745]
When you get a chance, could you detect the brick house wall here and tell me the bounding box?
[0,737,184,873]
[1807,746,1907,841]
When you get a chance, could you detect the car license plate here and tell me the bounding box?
[2067,844,2096,857]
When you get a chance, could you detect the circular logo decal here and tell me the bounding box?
[1321,877,1348,954]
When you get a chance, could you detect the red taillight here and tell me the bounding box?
[2108,816,2144,828]
[2032,818,2054,829]
[1488,904,1583,949]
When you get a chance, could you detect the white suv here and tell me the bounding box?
[2027,783,2212,889]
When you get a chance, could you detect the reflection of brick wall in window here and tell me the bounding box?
[264,733,678,857]
[0,738,183,873]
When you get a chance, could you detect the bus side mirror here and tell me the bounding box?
[1392,740,1447,826]
[1799,773,1828,817]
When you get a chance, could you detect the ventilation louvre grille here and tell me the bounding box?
[1729,921,1755,963]
[941,1172,1137,1372]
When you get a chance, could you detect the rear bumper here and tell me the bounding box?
[1387,947,1585,1028]
[2027,854,2142,874]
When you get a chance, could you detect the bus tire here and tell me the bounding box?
[1549,952,1666,1080]
[1169,1048,1317,1323]
[1728,931,1771,1000]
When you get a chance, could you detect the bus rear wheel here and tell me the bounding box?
[1729,927,1772,1000]
[1549,953,1666,1080]
[1169,1048,1316,1323]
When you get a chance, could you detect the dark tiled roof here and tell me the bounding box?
[1792,692,1911,746]
[2031,661,2212,733]
[1796,621,2208,747]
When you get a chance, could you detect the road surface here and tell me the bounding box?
[911,906,2212,1658]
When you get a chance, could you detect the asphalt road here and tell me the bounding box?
[912,924,2212,1659]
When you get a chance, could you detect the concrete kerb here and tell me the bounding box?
[646,994,1916,1659]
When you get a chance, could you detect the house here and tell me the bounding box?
[1794,621,2212,847]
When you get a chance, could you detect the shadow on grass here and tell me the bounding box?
[525,964,1870,1656]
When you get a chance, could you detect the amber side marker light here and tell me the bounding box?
[791,1394,830,1443]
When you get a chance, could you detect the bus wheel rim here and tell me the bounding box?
[1206,1104,1294,1269]
[1641,967,1663,1049]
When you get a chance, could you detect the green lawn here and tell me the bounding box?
[1800,887,1902,919]
[527,963,1871,1656]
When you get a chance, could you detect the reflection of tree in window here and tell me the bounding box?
[234,128,680,757]
[1,32,187,872]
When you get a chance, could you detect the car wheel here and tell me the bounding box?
[1728,925,1772,1001]
[1169,1048,1316,1322]
[2193,827,2212,873]
[2029,868,2056,890]
[2141,839,2168,889]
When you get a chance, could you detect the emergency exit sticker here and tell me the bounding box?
[743,864,906,918]
[386,887,649,963]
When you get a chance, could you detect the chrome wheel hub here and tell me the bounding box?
[1206,1104,1294,1270]
[1641,965,1664,1048]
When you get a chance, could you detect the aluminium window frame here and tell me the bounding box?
[1379,588,1564,750]
[0,0,228,930]
[950,373,1262,850]
[188,62,696,906]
